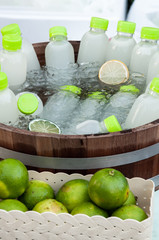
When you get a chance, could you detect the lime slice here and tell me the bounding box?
[29,119,61,134]
[98,60,129,85]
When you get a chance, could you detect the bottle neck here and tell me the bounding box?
[117,32,133,38]
[3,48,21,53]
[141,38,157,44]
[99,121,108,133]
[19,109,36,115]
[61,90,77,97]
[119,90,137,96]
[148,89,159,97]
[90,28,105,34]
[0,87,8,92]
[50,35,67,41]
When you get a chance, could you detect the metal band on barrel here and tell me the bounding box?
[0,142,159,169]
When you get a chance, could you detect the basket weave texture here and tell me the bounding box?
[0,171,154,240]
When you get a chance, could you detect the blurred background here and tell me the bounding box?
[1,0,159,44]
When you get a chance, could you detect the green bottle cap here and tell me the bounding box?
[120,85,139,94]
[150,77,159,93]
[1,23,21,36]
[17,93,39,115]
[2,34,22,51]
[141,27,159,40]
[49,26,67,38]
[0,72,8,91]
[117,21,136,34]
[104,115,122,132]
[88,91,106,100]
[60,85,81,95]
[90,17,109,31]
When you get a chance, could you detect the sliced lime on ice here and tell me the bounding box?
[29,119,61,134]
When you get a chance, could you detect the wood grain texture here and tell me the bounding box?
[0,41,159,179]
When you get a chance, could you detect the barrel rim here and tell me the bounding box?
[1,119,159,140]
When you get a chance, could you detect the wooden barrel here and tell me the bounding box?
[0,41,159,179]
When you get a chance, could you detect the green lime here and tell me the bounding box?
[123,190,136,206]
[108,190,137,216]
[29,119,61,134]
[71,202,109,218]
[0,158,29,199]
[56,179,91,212]
[19,180,55,210]
[33,199,68,213]
[88,168,129,210]
[0,199,28,212]
[111,205,148,222]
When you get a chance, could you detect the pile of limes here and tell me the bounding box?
[0,158,148,222]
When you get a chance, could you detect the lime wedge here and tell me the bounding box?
[29,119,61,134]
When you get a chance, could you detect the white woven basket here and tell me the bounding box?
[0,171,154,240]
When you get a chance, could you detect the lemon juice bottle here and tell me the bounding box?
[129,27,159,77]
[101,85,140,125]
[1,23,40,72]
[106,20,136,67]
[0,34,27,92]
[124,78,159,129]
[45,26,75,69]
[146,50,159,85]
[16,92,43,116]
[0,72,18,124]
[76,115,122,135]
[77,17,109,66]
[64,91,108,134]
[14,92,40,129]
[75,91,107,121]
[17,93,39,116]
[41,85,81,129]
